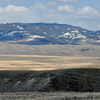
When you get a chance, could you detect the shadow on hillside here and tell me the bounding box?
[0,68,100,92]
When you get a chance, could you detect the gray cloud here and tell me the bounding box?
[57,5,74,12]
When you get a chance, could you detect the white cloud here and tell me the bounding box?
[72,6,100,21]
[42,11,63,23]
[5,5,28,12]
[0,4,42,23]
[77,6,98,15]
[56,0,79,2]
[0,7,4,13]
[32,3,46,10]
[57,5,74,12]
[0,4,100,30]
[66,6,100,30]
[47,1,57,5]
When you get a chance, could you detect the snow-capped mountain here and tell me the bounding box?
[0,23,100,45]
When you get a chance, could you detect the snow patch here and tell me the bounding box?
[17,26,24,30]
[58,31,86,39]
[3,23,6,24]
[95,40,100,42]
[12,24,15,26]
[58,32,71,38]
[63,32,71,36]
[7,31,26,36]
[27,38,34,41]
[44,32,47,34]
[67,28,70,30]
[36,27,39,29]
[27,35,45,41]
[29,35,45,38]
[71,29,79,33]
[50,28,52,30]
[74,34,86,39]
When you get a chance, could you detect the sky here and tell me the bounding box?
[0,0,100,30]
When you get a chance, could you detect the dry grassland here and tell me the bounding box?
[0,92,100,100]
[0,42,100,70]
[0,54,99,70]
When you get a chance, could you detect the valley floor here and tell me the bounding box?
[0,54,99,70]
[0,42,100,70]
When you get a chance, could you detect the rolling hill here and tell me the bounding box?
[0,23,100,45]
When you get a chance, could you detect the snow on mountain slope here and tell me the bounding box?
[58,32,71,38]
[58,31,86,39]
[26,35,45,41]
[0,23,99,45]
[17,26,24,30]
[6,31,26,36]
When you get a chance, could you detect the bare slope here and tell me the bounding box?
[0,68,100,92]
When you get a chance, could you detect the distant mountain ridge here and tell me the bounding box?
[0,23,100,45]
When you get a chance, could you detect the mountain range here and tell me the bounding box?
[0,23,100,45]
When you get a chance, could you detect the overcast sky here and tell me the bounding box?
[0,0,100,30]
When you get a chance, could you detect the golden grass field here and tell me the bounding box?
[0,54,99,70]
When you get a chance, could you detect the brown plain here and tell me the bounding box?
[0,42,100,70]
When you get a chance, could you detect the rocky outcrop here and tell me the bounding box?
[0,68,100,92]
